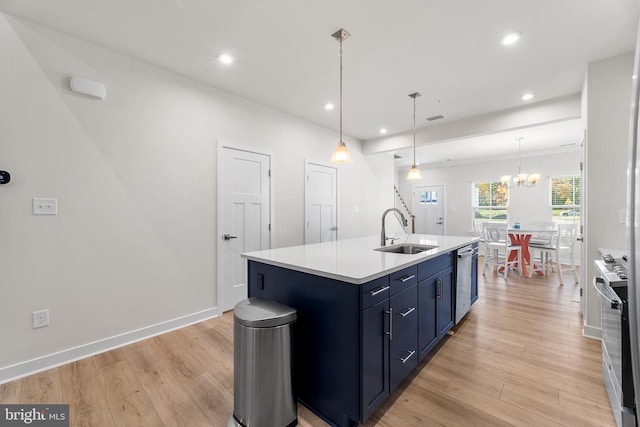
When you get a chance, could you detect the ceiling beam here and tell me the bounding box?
[362,93,581,155]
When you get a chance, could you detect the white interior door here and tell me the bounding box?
[413,185,445,235]
[219,145,271,312]
[305,161,338,244]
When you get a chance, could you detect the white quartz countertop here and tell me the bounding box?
[241,234,479,284]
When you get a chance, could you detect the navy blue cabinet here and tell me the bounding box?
[417,252,455,360]
[246,250,464,427]
[437,267,454,336]
[361,298,389,420]
[389,284,418,391]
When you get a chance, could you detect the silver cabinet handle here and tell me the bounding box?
[400,274,416,282]
[400,307,415,317]
[386,308,393,341]
[222,234,238,240]
[370,285,390,296]
[330,226,339,231]
[400,350,416,364]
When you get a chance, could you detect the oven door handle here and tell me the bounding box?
[592,276,621,311]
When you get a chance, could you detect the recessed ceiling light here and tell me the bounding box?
[325,103,335,111]
[501,32,522,45]
[379,128,387,134]
[521,93,534,101]
[219,53,234,65]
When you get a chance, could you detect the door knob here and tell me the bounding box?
[222,234,238,240]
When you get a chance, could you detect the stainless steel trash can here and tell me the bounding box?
[228,298,297,427]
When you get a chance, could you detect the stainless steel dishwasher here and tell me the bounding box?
[455,245,474,324]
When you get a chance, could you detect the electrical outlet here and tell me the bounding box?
[32,309,49,328]
[32,198,58,215]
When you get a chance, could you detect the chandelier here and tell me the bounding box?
[500,137,540,188]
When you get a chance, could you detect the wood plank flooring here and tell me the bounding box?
[0,261,615,426]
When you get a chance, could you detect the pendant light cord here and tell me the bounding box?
[413,95,416,165]
[339,37,343,143]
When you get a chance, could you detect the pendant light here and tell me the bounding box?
[407,92,422,180]
[330,28,352,163]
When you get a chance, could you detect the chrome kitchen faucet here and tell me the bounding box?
[380,208,408,246]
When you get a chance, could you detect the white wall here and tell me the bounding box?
[396,151,581,237]
[0,14,391,376]
[583,52,634,338]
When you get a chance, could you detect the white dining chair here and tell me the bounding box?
[482,223,522,279]
[528,228,558,277]
[472,220,484,241]
[529,223,578,284]
[528,221,556,246]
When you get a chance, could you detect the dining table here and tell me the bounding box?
[506,227,558,277]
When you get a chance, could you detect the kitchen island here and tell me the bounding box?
[242,234,479,427]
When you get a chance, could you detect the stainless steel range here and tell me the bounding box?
[593,255,636,427]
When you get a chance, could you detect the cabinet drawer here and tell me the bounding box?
[361,276,390,310]
[389,326,418,392]
[390,265,418,295]
[390,285,417,336]
[418,251,454,281]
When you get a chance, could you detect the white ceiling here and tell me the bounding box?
[400,118,583,168]
[0,0,638,165]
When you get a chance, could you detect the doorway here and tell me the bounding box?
[305,161,338,244]
[413,184,445,235]
[218,143,271,312]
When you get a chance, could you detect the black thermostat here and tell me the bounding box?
[0,170,10,184]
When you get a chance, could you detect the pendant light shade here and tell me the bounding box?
[407,165,422,180]
[330,28,352,164]
[331,141,351,163]
[407,92,422,180]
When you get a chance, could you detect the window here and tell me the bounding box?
[419,190,438,205]
[472,182,509,222]
[551,175,580,223]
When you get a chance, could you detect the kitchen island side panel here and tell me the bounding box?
[248,260,362,426]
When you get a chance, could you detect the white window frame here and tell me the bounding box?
[472,181,509,225]
[550,175,580,224]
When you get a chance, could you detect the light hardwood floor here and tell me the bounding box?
[0,261,615,426]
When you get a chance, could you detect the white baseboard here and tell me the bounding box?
[583,324,602,340]
[0,307,219,385]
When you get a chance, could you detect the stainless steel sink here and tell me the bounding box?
[374,244,438,254]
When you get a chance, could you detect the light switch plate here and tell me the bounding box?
[33,198,58,215]
[620,209,627,224]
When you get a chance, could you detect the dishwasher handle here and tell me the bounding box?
[457,246,474,258]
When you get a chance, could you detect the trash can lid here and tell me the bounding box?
[233,298,297,327]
